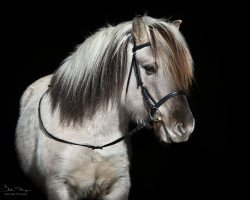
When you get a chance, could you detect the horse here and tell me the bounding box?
[15,16,195,200]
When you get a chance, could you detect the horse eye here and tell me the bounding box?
[143,65,156,74]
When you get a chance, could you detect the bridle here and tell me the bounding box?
[38,42,185,150]
[127,42,185,121]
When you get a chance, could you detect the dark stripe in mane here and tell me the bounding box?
[50,25,131,125]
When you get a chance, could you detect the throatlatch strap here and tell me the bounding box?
[125,55,135,95]
[134,57,144,87]
[126,43,151,94]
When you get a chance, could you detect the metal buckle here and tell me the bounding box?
[148,107,163,123]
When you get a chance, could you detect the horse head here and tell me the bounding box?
[123,16,195,143]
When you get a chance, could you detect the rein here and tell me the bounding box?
[38,42,185,150]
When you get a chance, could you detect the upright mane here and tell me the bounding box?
[50,16,193,125]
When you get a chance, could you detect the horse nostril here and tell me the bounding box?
[176,123,186,134]
[176,119,195,135]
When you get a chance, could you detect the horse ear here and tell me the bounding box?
[132,16,149,45]
[172,20,182,29]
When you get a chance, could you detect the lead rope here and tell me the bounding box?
[38,89,150,150]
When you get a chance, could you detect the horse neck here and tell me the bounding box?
[82,103,130,135]
[42,94,130,140]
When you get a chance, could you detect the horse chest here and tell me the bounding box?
[64,152,127,199]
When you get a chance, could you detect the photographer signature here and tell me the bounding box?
[0,184,31,196]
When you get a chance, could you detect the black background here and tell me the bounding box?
[0,2,246,200]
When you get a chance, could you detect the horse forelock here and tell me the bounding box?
[146,17,194,93]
